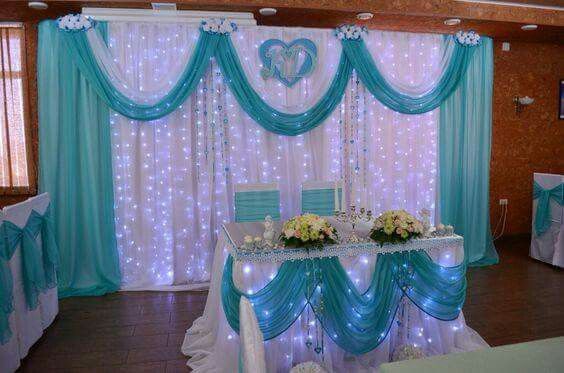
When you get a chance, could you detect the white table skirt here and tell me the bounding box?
[0,193,59,373]
[530,173,564,268]
[182,227,487,372]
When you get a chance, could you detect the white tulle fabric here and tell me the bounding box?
[364,32,454,96]
[239,297,267,373]
[230,26,341,113]
[181,234,487,372]
[88,23,199,104]
[108,24,441,290]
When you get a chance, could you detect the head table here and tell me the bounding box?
[182,218,487,372]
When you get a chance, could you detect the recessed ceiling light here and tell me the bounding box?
[356,12,374,21]
[28,1,48,10]
[521,24,538,31]
[444,18,461,26]
[259,8,277,16]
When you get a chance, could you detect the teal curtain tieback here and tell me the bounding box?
[533,181,564,236]
[0,205,60,345]
[56,22,477,133]
[221,252,466,355]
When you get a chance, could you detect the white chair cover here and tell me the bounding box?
[0,210,20,373]
[530,173,564,268]
[239,297,267,373]
[0,193,59,372]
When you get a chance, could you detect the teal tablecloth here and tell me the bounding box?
[380,337,564,373]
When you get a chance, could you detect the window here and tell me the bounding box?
[0,23,32,194]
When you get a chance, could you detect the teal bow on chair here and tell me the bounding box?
[533,181,564,236]
[0,206,59,345]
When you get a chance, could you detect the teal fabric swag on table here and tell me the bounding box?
[221,251,466,355]
[0,206,59,345]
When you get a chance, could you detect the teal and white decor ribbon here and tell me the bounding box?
[0,206,59,345]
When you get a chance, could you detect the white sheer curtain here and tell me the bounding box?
[108,23,444,290]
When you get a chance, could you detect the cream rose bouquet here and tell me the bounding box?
[280,214,338,249]
[370,210,423,246]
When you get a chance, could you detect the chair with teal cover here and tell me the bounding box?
[301,181,344,216]
[234,183,281,223]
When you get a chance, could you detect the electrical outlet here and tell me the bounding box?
[499,199,508,206]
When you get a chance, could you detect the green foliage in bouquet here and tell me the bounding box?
[370,210,423,246]
[280,214,338,249]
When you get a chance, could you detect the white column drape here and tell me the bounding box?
[109,23,444,290]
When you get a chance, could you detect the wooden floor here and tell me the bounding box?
[18,235,563,372]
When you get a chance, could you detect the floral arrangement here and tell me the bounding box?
[280,214,338,249]
[370,210,423,246]
[291,361,327,373]
[391,344,426,361]
[57,14,95,32]
[454,30,481,46]
[334,24,367,40]
[200,18,238,35]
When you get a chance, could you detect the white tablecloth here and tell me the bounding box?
[530,173,564,268]
[182,221,487,372]
[0,193,59,373]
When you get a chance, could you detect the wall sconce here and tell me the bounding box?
[513,96,534,115]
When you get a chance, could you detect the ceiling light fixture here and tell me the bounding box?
[356,12,374,21]
[521,24,538,31]
[28,1,48,10]
[258,8,277,16]
[444,18,461,26]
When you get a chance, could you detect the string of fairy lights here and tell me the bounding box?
[108,24,440,289]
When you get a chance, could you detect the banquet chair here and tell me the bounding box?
[301,180,344,216]
[530,173,564,267]
[234,183,281,222]
[239,297,327,373]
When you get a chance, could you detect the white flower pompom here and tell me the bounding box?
[57,13,94,32]
[334,24,367,40]
[200,18,238,35]
[455,30,481,47]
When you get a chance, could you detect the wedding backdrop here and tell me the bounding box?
[36,16,498,297]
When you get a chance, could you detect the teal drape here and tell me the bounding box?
[341,37,475,114]
[234,191,281,222]
[56,23,476,135]
[38,21,121,297]
[222,251,466,355]
[532,181,564,236]
[439,37,498,266]
[0,206,59,345]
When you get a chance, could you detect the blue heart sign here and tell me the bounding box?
[259,38,318,88]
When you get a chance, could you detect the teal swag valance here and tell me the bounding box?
[53,20,478,135]
[221,252,467,355]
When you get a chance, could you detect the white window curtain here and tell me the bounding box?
[109,23,442,290]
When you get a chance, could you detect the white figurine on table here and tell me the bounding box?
[263,215,276,246]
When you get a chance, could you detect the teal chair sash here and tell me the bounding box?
[533,181,564,236]
[301,188,342,216]
[234,190,281,222]
[0,205,59,345]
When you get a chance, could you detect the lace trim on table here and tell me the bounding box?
[222,225,463,263]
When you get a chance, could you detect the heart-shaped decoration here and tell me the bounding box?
[259,38,318,88]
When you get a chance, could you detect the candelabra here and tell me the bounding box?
[334,205,373,243]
